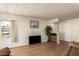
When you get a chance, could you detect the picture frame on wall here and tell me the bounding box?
[30,20,39,29]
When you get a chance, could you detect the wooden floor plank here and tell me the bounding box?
[10,41,69,56]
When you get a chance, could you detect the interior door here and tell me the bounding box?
[71,19,79,42]
[63,21,72,41]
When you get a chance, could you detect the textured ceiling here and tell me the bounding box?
[0,3,79,20]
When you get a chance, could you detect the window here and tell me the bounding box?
[0,21,10,39]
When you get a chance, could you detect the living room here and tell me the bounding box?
[0,2,79,57]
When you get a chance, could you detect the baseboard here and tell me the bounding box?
[9,42,29,48]
[60,40,69,43]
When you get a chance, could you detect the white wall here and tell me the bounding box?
[0,13,48,48]
[59,18,79,43]
[48,18,59,33]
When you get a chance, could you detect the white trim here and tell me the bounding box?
[9,42,29,48]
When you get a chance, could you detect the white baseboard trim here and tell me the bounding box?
[0,39,48,48]
[9,42,29,48]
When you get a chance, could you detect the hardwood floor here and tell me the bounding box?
[10,41,69,56]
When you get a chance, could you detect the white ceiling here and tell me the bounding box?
[0,3,79,20]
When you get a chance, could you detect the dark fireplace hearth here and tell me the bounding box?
[29,35,41,44]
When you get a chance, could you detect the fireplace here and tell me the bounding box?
[29,35,41,44]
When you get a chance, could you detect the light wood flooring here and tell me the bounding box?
[10,41,69,56]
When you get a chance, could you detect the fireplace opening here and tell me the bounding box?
[29,35,41,44]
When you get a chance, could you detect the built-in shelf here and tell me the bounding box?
[50,33,60,44]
